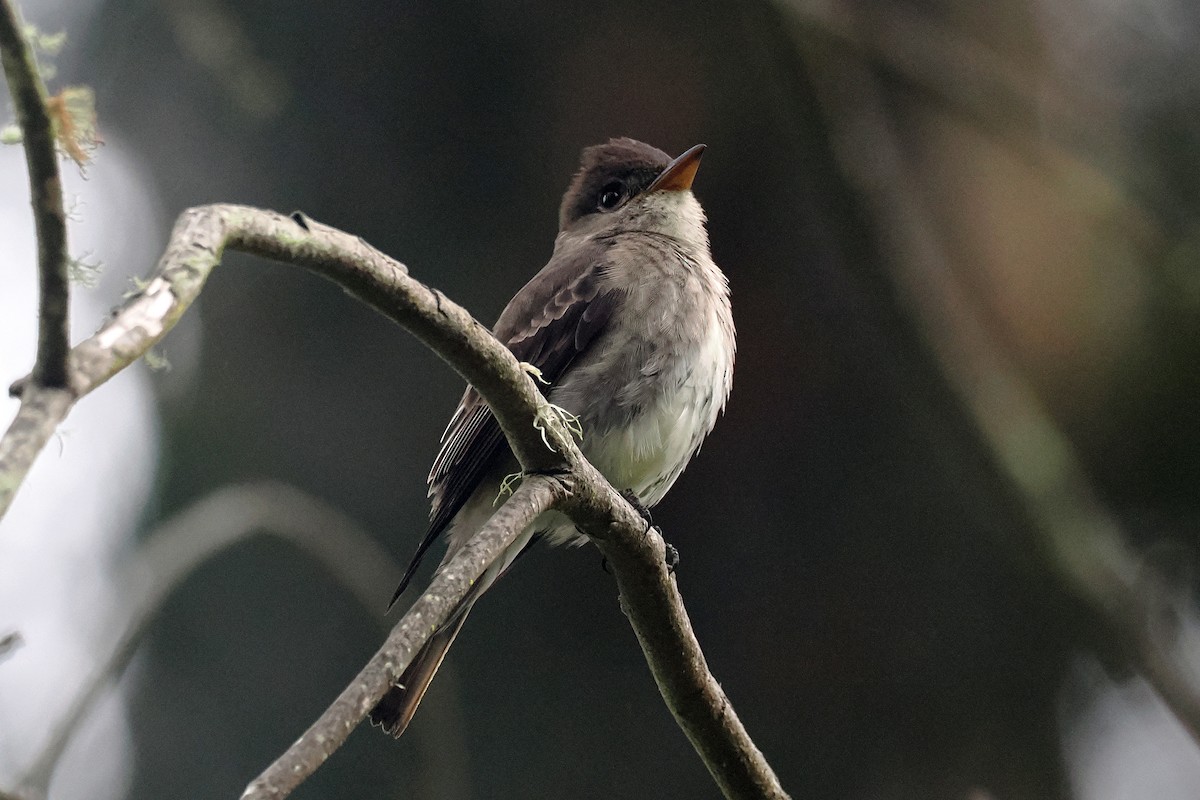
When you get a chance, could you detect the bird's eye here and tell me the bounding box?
[597,182,625,211]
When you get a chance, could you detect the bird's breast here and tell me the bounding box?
[558,283,733,508]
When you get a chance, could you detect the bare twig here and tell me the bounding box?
[560,464,790,800]
[0,387,72,515]
[790,9,1200,745]
[0,0,70,388]
[130,481,398,613]
[242,475,567,800]
[0,205,568,520]
[0,203,788,798]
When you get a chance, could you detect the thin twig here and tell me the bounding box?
[561,463,790,800]
[241,475,567,800]
[0,0,70,388]
[0,204,788,799]
[0,205,570,520]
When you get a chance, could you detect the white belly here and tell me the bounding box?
[543,316,733,546]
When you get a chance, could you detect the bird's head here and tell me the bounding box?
[558,138,708,245]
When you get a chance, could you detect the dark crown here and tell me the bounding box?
[558,138,673,230]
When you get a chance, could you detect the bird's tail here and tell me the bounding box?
[369,600,474,738]
[371,513,537,738]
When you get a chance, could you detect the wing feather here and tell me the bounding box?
[388,244,619,606]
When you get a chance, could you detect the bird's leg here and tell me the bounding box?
[663,543,680,574]
[619,488,655,528]
[618,489,679,574]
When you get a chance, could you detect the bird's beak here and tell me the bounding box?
[648,144,706,193]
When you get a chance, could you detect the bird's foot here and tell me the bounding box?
[664,542,680,575]
[618,489,679,574]
[619,489,655,529]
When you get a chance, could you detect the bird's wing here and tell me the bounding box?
[389,243,620,605]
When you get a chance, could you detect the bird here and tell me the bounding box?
[370,137,735,737]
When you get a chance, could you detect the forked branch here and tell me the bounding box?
[0,202,788,799]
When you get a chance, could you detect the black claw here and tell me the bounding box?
[289,210,311,230]
[600,556,611,575]
[619,489,654,529]
[618,490,674,572]
[664,542,679,574]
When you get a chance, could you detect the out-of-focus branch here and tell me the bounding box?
[0,0,70,388]
[0,202,788,799]
[783,0,1092,164]
[787,7,1200,745]
[11,482,404,800]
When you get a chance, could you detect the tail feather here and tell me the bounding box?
[369,606,472,738]
[372,523,537,737]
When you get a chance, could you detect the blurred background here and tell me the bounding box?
[3,0,1200,798]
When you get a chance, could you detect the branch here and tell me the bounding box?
[241,475,567,799]
[561,467,790,800]
[0,0,70,388]
[12,482,404,800]
[0,203,787,799]
[0,205,567,520]
[789,5,1200,744]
